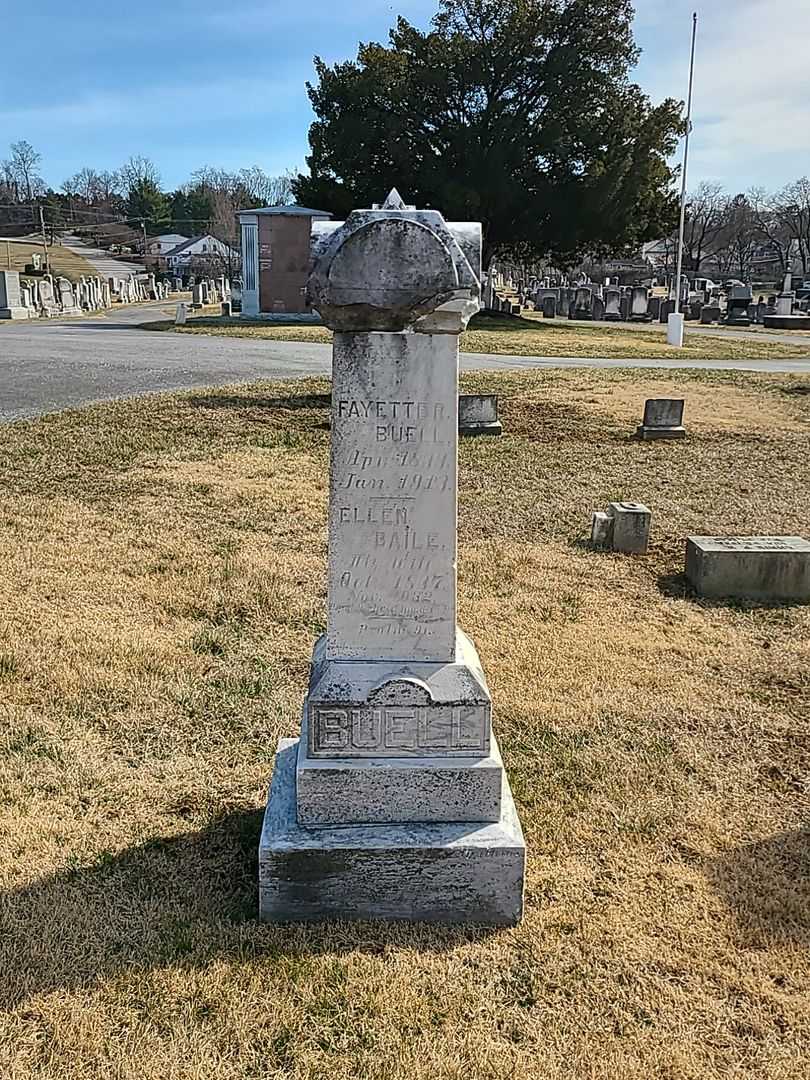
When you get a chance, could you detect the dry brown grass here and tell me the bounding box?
[0,368,809,1079]
[1,239,97,282]
[138,313,810,362]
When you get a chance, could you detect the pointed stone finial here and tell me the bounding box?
[381,188,407,210]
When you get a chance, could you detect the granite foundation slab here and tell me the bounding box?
[686,536,810,601]
[260,739,525,925]
[296,718,504,825]
[763,315,810,330]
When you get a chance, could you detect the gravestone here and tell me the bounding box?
[259,190,525,925]
[459,394,502,436]
[590,502,652,553]
[636,398,686,440]
[57,277,77,314]
[590,511,613,548]
[191,284,203,309]
[221,300,232,317]
[37,276,58,315]
[725,284,752,325]
[648,295,661,321]
[0,270,28,319]
[607,502,652,554]
[175,303,187,325]
[602,286,620,319]
[571,286,593,319]
[686,537,810,602]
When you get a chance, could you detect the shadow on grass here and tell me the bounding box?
[708,828,810,947]
[657,571,691,599]
[0,808,495,1007]
[187,393,331,412]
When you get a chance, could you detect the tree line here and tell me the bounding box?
[3,0,808,281]
[671,180,810,283]
[0,143,293,250]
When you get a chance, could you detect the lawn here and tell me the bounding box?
[0,367,809,1079]
[1,239,97,282]
[138,312,810,362]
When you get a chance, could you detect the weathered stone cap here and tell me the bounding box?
[307,194,481,331]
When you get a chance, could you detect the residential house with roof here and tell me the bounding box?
[146,233,190,258]
[164,234,237,274]
[236,205,332,315]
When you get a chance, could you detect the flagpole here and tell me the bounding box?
[671,12,698,345]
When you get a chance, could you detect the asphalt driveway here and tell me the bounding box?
[2,303,809,422]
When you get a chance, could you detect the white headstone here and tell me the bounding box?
[259,193,525,926]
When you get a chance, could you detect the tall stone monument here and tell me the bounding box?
[0,270,29,320]
[258,191,525,925]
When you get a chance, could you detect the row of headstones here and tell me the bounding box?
[589,503,809,602]
[190,276,232,310]
[458,394,684,440]
[0,267,179,319]
[461,392,809,601]
[505,279,810,328]
[532,284,744,325]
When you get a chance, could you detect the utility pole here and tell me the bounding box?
[669,11,699,348]
[39,206,49,272]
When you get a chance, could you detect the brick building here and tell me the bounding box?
[237,205,332,316]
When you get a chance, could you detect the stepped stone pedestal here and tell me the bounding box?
[259,190,525,925]
[0,270,29,320]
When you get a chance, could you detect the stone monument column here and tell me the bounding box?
[259,190,525,925]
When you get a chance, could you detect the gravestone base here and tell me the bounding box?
[0,306,29,320]
[686,536,810,601]
[459,420,502,437]
[297,719,505,825]
[763,314,810,331]
[259,739,525,925]
[635,424,686,440]
[459,394,502,437]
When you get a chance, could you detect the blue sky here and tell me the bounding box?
[1,1,807,195]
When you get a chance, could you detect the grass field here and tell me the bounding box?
[139,312,810,362]
[1,239,97,282]
[0,367,809,1079]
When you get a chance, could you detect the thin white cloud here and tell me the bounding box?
[0,76,304,135]
[634,0,810,188]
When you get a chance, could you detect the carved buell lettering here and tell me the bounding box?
[307,188,482,332]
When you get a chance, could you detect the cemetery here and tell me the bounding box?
[140,304,810,363]
[2,0,810,1072]
[1,191,809,1078]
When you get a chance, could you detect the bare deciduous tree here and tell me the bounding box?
[7,140,44,201]
[682,181,728,274]
[119,155,161,193]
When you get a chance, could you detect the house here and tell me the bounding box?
[164,234,237,271]
[146,233,190,258]
[237,205,332,316]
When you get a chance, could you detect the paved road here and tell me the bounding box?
[580,317,810,347]
[60,234,142,278]
[2,302,810,423]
